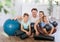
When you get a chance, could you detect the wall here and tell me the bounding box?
[0,3,60,26]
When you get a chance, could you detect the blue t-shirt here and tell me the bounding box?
[41,21,53,28]
[21,20,30,30]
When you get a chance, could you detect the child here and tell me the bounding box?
[41,16,55,36]
[21,13,31,36]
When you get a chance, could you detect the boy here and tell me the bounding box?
[21,13,31,36]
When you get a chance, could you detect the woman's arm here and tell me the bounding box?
[34,20,39,33]
[34,20,40,36]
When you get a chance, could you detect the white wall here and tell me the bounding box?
[22,4,49,16]
[0,3,60,27]
[22,4,60,19]
[0,0,22,26]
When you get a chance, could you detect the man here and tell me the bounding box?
[30,8,39,23]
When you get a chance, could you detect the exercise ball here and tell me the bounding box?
[52,21,58,27]
[3,19,20,36]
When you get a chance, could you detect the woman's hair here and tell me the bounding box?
[42,15,46,22]
[39,11,44,16]
[23,13,29,17]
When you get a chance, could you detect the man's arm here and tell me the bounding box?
[14,16,22,20]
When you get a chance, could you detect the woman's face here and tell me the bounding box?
[39,13,44,18]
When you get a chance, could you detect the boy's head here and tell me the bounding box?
[39,11,44,18]
[23,13,29,21]
[31,8,38,17]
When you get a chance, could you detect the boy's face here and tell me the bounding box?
[24,16,29,21]
[32,10,37,17]
[39,13,44,18]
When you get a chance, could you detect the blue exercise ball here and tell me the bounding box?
[3,19,20,36]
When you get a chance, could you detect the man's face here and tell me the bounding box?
[32,10,37,17]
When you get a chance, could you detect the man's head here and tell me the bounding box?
[31,8,38,17]
[23,13,29,22]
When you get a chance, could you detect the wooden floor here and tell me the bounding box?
[0,26,54,42]
[0,36,54,42]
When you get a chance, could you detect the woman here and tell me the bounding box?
[34,11,45,36]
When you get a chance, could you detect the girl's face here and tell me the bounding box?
[39,13,44,18]
[24,16,29,22]
[43,16,47,22]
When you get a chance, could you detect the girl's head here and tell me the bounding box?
[42,15,48,22]
[39,11,44,18]
[23,13,29,22]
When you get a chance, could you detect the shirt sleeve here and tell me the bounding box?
[41,22,46,28]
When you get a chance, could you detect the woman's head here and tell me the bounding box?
[39,11,44,18]
[23,13,29,22]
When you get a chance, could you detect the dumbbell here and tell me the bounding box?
[52,21,58,27]
[19,33,28,40]
[15,30,25,36]
[34,34,54,41]
[49,21,58,27]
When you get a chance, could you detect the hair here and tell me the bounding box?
[42,15,46,22]
[31,8,38,12]
[39,11,44,15]
[23,13,29,17]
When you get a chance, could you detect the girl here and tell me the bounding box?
[40,16,55,36]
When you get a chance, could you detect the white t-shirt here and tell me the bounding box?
[17,15,39,23]
[30,15,39,23]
